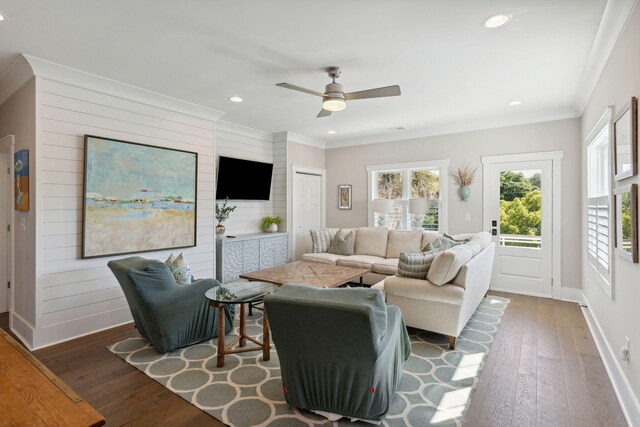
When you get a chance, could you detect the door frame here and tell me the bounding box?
[289,165,326,260]
[482,151,563,299]
[0,135,15,320]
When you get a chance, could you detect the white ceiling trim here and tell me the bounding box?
[325,107,579,150]
[284,131,326,150]
[216,120,273,142]
[22,54,227,122]
[573,0,638,113]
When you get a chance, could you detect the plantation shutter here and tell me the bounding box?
[587,195,609,275]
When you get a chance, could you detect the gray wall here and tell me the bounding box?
[325,118,582,289]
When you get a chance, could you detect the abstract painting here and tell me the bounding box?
[82,135,197,259]
[14,150,29,211]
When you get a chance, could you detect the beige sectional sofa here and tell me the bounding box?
[302,227,428,286]
[303,228,495,348]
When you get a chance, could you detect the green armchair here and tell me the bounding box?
[264,284,411,422]
[108,256,234,353]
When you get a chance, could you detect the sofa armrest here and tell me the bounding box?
[452,243,495,290]
[383,275,464,305]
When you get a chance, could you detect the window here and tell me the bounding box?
[367,160,448,233]
[586,109,613,296]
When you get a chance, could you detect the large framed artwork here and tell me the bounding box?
[82,135,198,259]
[14,150,29,211]
[614,183,638,263]
[613,96,638,181]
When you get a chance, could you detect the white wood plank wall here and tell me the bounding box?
[214,121,275,235]
[38,78,215,343]
[272,139,287,233]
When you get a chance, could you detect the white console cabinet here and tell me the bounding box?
[215,232,288,283]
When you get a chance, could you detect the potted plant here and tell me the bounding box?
[262,216,282,233]
[215,197,237,236]
[452,164,477,201]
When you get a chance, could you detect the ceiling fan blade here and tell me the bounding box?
[317,109,332,118]
[276,83,325,97]
[345,85,401,100]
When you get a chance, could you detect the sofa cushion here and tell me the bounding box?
[386,230,423,259]
[421,232,442,250]
[372,258,399,275]
[396,250,441,280]
[427,244,474,285]
[328,229,356,256]
[469,231,492,250]
[337,255,385,270]
[355,227,389,257]
[383,275,464,305]
[309,228,340,253]
[302,252,350,265]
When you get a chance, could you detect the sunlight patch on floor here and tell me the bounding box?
[430,387,472,424]
[451,353,483,381]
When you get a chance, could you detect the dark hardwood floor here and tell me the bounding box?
[0,292,627,426]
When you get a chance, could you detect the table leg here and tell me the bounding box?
[216,304,226,367]
[239,303,247,347]
[262,309,270,361]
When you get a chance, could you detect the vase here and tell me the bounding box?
[267,223,278,233]
[215,224,226,236]
[459,186,470,201]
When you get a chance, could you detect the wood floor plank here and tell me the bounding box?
[580,353,627,426]
[518,296,538,376]
[537,299,560,360]
[479,396,514,427]
[537,355,571,427]
[512,373,536,426]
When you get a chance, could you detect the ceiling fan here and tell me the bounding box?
[276,66,401,118]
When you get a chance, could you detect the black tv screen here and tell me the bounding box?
[215,156,273,200]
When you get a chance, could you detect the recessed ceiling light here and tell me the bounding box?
[229,96,243,103]
[0,13,5,21]
[508,100,523,106]
[327,130,336,134]
[483,13,511,28]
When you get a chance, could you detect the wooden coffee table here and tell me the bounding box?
[239,260,370,288]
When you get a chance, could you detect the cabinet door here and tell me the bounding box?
[243,239,260,273]
[260,238,276,269]
[274,235,288,266]
[222,241,244,283]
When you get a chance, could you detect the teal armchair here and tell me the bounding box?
[264,284,411,422]
[108,256,234,353]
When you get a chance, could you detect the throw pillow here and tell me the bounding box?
[423,236,467,252]
[164,253,175,267]
[309,228,339,253]
[166,253,193,286]
[327,229,356,256]
[396,250,441,280]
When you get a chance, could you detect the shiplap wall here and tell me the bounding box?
[37,78,216,347]
[215,121,276,235]
[272,137,287,233]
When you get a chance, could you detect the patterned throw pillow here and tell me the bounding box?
[309,228,339,253]
[423,236,467,252]
[396,250,441,280]
[165,253,192,286]
[327,229,356,256]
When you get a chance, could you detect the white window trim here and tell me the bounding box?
[366,159,449,232]
[585,107,614,299]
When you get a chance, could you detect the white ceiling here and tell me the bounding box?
[0,0,620,145]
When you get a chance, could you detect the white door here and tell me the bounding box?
[292,173,322,260]
[487,160,553,297]
[0,149,9,313]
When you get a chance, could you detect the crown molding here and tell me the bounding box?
[283,131,326,149]
[325,107,579,149]
[1,54,227,122]
[216,120,273,142]
[573,0,638,114]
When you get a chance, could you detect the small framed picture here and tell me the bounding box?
[14,150,29,211]
[613,96,638,181]
[338,185,352,210]
[614,183,638,263]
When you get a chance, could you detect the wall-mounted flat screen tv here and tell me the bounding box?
[215,156,273,200]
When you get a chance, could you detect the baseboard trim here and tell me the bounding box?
[581,303,640,427]
[489,286,552,299]
[10,312,35,350]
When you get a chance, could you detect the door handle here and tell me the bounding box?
[491,229,497,236]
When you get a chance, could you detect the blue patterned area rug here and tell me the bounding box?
[108,296,509,426]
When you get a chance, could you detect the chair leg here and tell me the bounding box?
[448,336,457,349]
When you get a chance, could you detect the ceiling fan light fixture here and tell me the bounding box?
[322,97,346,112]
